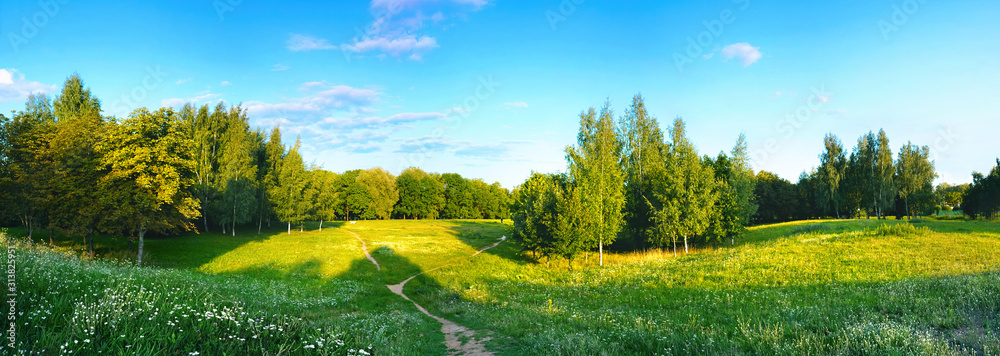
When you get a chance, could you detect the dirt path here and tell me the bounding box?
[344,229,380,271]
[386,236,506,356]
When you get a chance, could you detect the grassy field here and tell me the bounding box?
[5,218,1000,355]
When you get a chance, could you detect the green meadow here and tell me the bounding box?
[5,218,1000,355]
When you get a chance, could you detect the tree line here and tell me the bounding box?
[509,95,758,268]
[0,74,510,263]
[509,94,999,268]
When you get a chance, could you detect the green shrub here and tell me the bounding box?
[868,223,930,237]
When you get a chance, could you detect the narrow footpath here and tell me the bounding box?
[347,227,504,356]
[345,229,380,271]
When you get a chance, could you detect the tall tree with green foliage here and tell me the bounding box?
[706,137,757,247]
[728,134,757,243]
[262,126,285,226]
[619,94,665,249]
[510,172,560,260]
[468,179,497,219]
[817,134,847,218]
[874,129,895,219]
[47,74,107,258]
[845,132,877,218]
[489,182,511,220]
[754,171,800,223]
[357,167,398,220]
[895,142,936,219]
[551,181,592,270]
[187,104,227,232]
[962,160,1000,219]
[566,103,625,266]
[395,167,445,219]
[270,138,313,233]
[97,108,201,263]
[1,94,56,241]
[441,173,475,219]
[312,169,340,230]
[216,105,257,236]
[649,118,718,256]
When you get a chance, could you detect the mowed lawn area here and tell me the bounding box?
[5,218,1000,355]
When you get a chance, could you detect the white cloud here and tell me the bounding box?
[0,69,56,103]
[321,111,446,128]
[342,0,489,60]
[160,91,222,108]
[271,63,290,71]
[161,98,186,108]
[341,34,438,59]
[720,43,762,67]
[220,81,231,86]
[504,101,528,109]
[246,83,381,117]
[370,0,489,10]
[175,78,191,85]
[287,34,336,51]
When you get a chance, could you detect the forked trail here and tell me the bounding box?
[349,228,504,356]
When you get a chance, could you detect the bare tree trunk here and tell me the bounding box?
[684,236,689,254]
[202,206,209,233]
[137,227,146,265]
[672,240,677,257]
[86,231,94,260]
[319,219,323,232]
[287,222,291,235]
[49,228,54,246]
[258,217,262,234]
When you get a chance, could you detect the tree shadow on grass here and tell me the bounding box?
[192,245,453,355]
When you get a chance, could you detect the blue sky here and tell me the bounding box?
[1,0,998,188]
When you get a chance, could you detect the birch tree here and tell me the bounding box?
[620,94,666,249]
[566,102,625,266]
[818,134,847,218]
[649,118,717,256]
[895,142,936,219]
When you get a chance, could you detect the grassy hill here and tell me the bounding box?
[5,218,1000,355]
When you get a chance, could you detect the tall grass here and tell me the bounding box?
[3,233,435,355]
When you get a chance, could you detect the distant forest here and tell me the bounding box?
[1,75,998,264]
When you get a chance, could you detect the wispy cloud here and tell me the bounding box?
[0,69,56,103]
[287,34,336,51]
[720,42,762,67]
[161,91,222,108]
[340,35,438,60]
[340,0,490,60]
[271,63,290,71]
[175,78,191,85]
[504,101,528,109]
[322,112,446,128]
[220,81,231,86]
[370,0,488,10]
